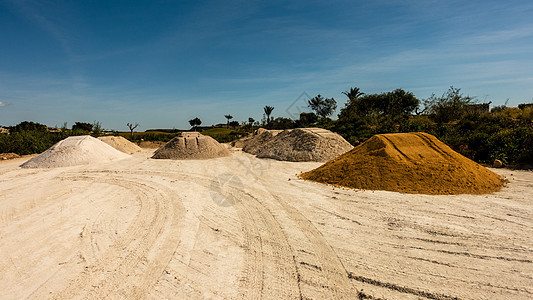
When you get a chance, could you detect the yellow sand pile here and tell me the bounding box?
[98,136,142,154]
[152,132,230,160]
[300,132,505,194]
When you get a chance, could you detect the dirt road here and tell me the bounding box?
[1,149,532,299]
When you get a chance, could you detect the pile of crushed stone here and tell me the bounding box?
[152,132,230,160]
[245,128,353,162]
[231,134,253,148]
[98,136,141,154]
[240,128,283,154]
[21,135,130,168]
[300,132,505,195]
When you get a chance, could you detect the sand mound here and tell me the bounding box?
[98,136,142,154]
[241,128,283,154]
[300,132,505,194]
[152,132,230,160]
[253,128,353,162]
[21,135,131,168]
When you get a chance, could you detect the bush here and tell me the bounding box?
[0,130,68,155]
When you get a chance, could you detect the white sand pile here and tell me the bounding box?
[152,132,230,160]
[241,128,283,154]
[21,135,131,168]
[98,136,142,154]
[254,128,354,162]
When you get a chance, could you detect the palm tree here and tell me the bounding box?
[342,87,364,100]
[224,114,233,129]
[263,106,274,124]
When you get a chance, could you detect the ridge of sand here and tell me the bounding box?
[300,132,505,194]
[250,128,353,162]
[98,136,142,154]
[152,132,230,160]
[21,135,131,168]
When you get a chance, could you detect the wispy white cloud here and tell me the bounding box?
[0,101,8,107]
[460,25,533,45]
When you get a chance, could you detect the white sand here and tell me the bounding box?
[1,150,532,299]
[21,135,130,168]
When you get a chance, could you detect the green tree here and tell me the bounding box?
[72,122,93,132]
[224,114,233,129]
[339,89,419,122]
[308,94,337,119]
[423,86,474,123]
[263,106,274,124]
[342,87,364,101]
[267,117,296,130]
[297,112,318,127]
[9,121,47,132]
[189,117,202,131]
[229,120,240,128]
[248,117,255,132]
[92,121,103,137]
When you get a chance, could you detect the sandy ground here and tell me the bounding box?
[1,149,532,299]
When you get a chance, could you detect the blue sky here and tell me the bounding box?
[1,0,533,131]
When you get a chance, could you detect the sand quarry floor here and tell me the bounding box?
[1,149,532,300]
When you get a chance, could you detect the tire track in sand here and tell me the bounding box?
[270,194,357,299]
[229,189,301,299]
[48,172,185,299]
[61,169,300,298]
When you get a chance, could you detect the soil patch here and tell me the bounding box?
[300,132,505,194]
[152,132,230,160]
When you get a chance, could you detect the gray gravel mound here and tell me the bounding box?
[241,128,283,154]
[152,132,230,160]
[255,128,353,162]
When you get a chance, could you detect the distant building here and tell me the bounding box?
[0,126,9,134]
